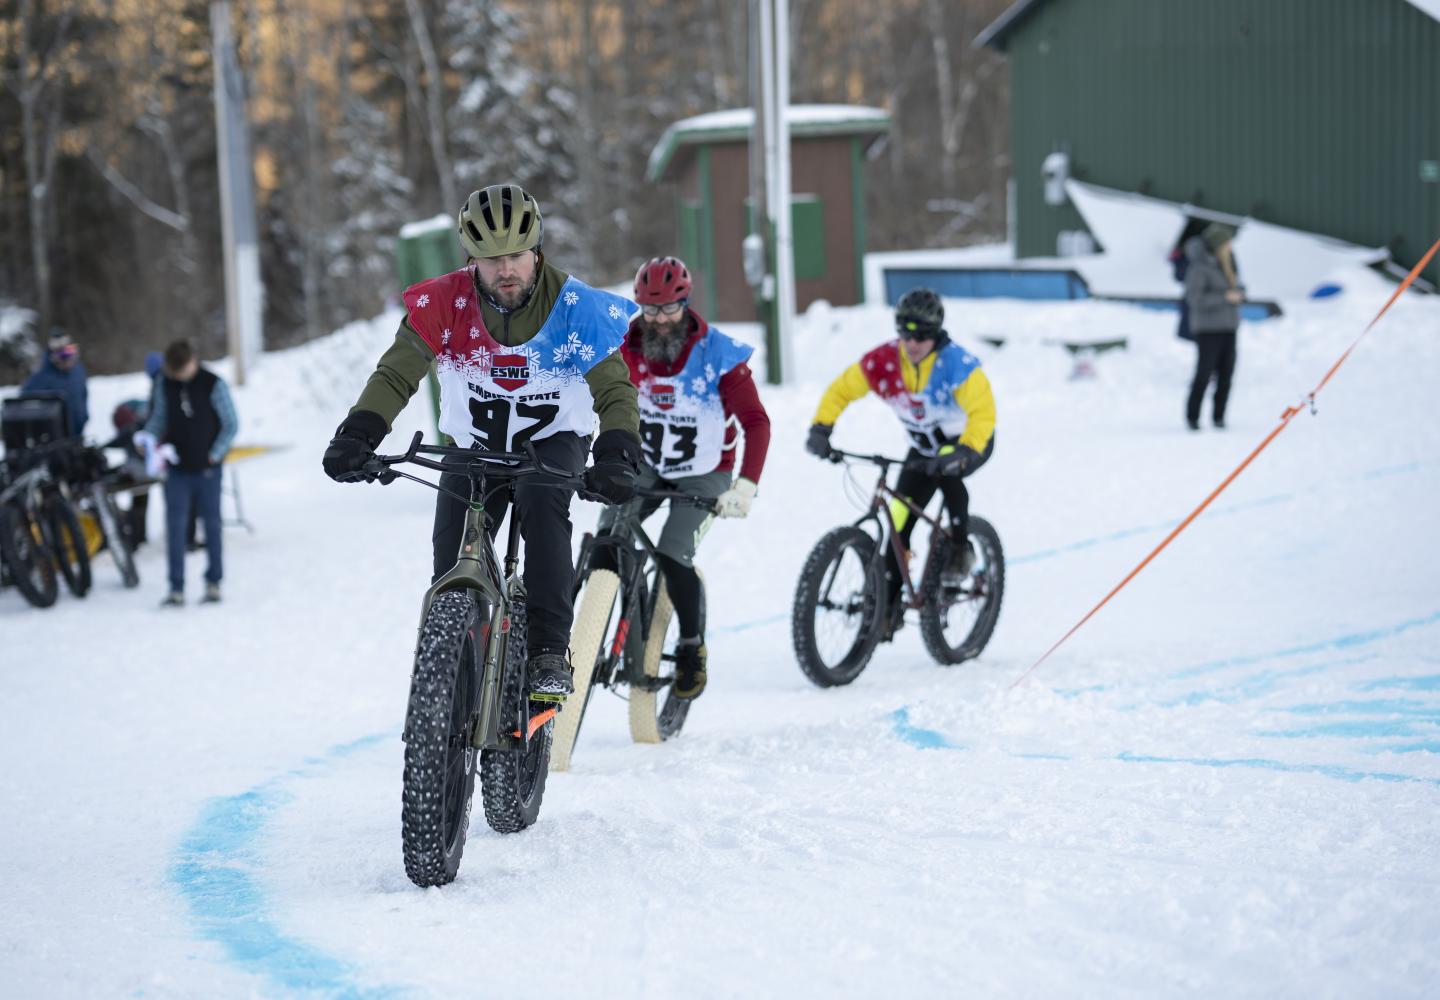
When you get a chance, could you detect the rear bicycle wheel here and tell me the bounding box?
[791,526,884,687]
[91,484,139,588]
[919,516,1005,664]
[0,500,58,608]
[480,598,552,833]
[550,568,619,772]
[401,590,483,887]
[44,498,91,598]
[627,567,701,743]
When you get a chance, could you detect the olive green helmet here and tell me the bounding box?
[457,184,543,258]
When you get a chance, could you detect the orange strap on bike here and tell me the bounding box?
[514,707,558,739]
[1011,237,1440,690]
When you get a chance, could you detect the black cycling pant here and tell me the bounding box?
[431,432,588,656]
[1187,330,1237,425]
[884,438,993,603]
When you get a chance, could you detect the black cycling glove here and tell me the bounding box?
[323,410,387,483]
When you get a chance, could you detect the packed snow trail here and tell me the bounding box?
[3,275,1438,997]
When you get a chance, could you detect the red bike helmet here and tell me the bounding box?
[633,256,693,305]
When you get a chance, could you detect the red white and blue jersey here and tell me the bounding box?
[403,269,631,451]
[625,326,754,476]
[858,339,982,455]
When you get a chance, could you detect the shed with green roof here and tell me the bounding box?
[646,105,889,320]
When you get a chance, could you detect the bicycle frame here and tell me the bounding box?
[839,451,951,611]
[369,432,580,754]
[573,489,703,692]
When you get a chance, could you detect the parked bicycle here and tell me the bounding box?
[70,445,140,589]
[550,487,717,771]
[360,431,586,888]
[0,448,91,608]
[791,448,1004,686]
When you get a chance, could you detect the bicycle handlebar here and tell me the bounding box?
[822,447,927,472]
[359,431,587,493]
[630,485,720,513]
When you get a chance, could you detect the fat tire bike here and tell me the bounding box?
[550,487,718,771]
[0,449,91,607]
[71,445,140,589]
[791,448,1004,687]
[361,432,588,887]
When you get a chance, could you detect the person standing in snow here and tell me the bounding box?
[805,288,996,640]
[144,339,240,606]
[1183,223,1245,430]
[592,256,771,700]
[21,332,88,437]
[322,183,641,702]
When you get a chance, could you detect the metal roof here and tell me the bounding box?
[976,0,1440,51]
[646,105,889,182]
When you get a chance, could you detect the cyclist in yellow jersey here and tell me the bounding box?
[805,287,996,638]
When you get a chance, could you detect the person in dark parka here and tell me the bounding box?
[21,332,88,437]
[1183,223,1245,430]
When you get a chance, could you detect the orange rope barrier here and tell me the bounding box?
[1011,237,1440,689]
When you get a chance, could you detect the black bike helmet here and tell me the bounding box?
[895,287,944,339]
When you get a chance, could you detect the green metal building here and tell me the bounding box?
[978,0,1440,284]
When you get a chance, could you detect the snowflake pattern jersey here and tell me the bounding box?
[403,270,632,451]
[631,329,753,476]
[859,339,982,455]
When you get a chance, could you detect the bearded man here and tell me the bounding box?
[593,256,771,700]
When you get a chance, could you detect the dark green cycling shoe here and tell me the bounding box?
[672,641,707,700]
[528,651,573,702]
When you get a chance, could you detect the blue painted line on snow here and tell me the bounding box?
[1360,675,1440,692]
[1169,610,1440,680]
[170,732,403,1000]
[1260,719,1430,740]
[1113,751,1440,786]
[1375,742,1440,755]
[885,708,1440,785]
[1284,698,1440,717]
[890,707,965,750]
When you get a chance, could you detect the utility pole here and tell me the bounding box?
[211,0,264,384]
[752,0,794,386]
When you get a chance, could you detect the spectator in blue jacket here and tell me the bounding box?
[22,332,88,436]
[143,340,239,607]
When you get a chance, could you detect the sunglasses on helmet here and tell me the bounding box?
[640,299,687,317]
[896,319,938,341]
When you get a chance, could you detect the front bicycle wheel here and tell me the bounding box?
[90,484,139,588]
[627,568,701,743]
[0,500,58,608]
[480,598,552,833]
[550,568,619,772]
[919,515,1005,665]
[791,526,884,687]
[44,498,91,598]
[401,590,483,887]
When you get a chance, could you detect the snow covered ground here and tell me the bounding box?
[3,268,1438,998]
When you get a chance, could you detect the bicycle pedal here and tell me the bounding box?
[632,675,672,692]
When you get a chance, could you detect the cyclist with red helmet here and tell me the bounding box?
[594,255,772,699]
[806,287,996,640]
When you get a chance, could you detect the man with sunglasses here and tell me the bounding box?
[595,256,772,699]
[805,287,995,640]
[323,184,641,702]
[22,332,89,437]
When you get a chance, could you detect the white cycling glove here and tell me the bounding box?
[714,477,757,519]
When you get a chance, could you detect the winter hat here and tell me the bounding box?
[1202,223,1237,251]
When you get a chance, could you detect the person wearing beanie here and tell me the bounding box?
[1182,223,1245,430]
[21,331,88,437]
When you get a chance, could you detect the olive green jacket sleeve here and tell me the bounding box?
[349,321,436,431]
[584,351,639,438]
